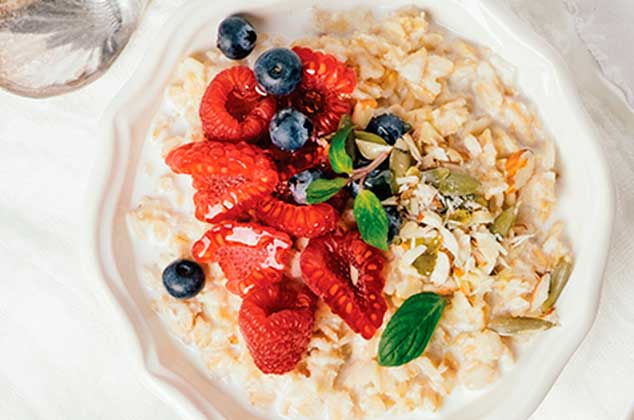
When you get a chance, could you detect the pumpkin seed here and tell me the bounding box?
[390,138,412,179]
[490,205,519,237]
[412,235,442,277]
[422,168,480,196]
[448,209,472,225]
[415,235,442,252]
[413,253,438,277]
[437,172,481,196]
[422,168,450,184]
[489,316,555,336]
[541,257,573,312]
[354,130,388,145]
[355,139,393,160]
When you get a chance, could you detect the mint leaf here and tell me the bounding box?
[329,116,354,174]
[378,292,446,367]
[306,177,349,204]
[353,189,389,251]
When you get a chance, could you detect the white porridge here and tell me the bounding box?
[127,7,572,420]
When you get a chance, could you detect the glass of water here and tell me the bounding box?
[0,0,146,98]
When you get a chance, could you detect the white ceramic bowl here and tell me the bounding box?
[84,0,615,419]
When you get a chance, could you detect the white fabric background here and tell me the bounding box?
[1,0,633,419]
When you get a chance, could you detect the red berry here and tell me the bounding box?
[166,141,278,223]
[239,281,317,374]
[300,231,387,339]
[256,196,337,239]
[290,47,357,136]
[200,66,276,142]
[192,222,293,296]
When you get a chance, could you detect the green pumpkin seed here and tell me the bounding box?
[412,235,442,277]
[490,205,519,237]
[415,235,442,252]
[354,130,388,145]
[437,172,481,196]
[541,257,573,312]
[422,168,451,184]
[489,316,555,336]
[448,209,472,225]
[413,253,438,277]
[422,168,480,197]
[390,138,412,179]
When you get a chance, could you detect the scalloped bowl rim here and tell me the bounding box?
[83,1,615,419]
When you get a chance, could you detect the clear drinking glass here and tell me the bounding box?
[0,0,146,98]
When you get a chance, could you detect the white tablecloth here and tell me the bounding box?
[1,1,633,419]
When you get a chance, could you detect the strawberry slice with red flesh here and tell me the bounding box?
[290,47,357,136]
[300,231,387,339]
[166,141,278,223]
[192,222,292,296]
[256,196,337,239]
[239,281,317,374]
[200,66,276,142]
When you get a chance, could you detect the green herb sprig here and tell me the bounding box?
[306,115,397,251]
[378,292,446,367]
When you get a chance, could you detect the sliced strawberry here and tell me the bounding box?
[239,281,316,374]
[166,141,278,223]
[290,46,357,136]
[300,231,387,339]
[200,66,276,142]
[256,196,337,239]
[192,222,292,296]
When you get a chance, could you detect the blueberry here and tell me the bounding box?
[363,169,394,200]
[384,206,403,244]
[217,16,257,60]
[269,108,313,151]
[366,114,410,145]
[254,48,302,95]
[348,181,360,198]
[288,169,322,204]
[162,259,205,299]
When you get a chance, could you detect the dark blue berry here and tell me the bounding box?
[217,16,257,60]
[162,260,205,299]
[288,169,322,205]
[384,206,403,244]
[348,169,394,200]
[366,114,410,145]
[254,48,302,95]
[363,169,394,200]
[269,108,313,151]
[348,181,360,198]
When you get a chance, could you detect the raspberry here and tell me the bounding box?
[256,196,337,239]
[192,222,293,296]
[290,47,357,136]
[166,141,278,223]
[300,231,387,339]
[199,66,276,142]
[239,281,317,374]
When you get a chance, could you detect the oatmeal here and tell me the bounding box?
[127,8,572,419]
